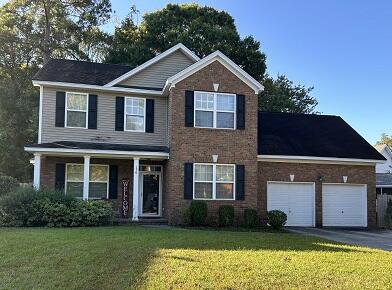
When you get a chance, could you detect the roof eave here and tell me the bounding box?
[257,154,385,165]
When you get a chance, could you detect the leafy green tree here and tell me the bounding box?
[106,3,267,81]
[0,0,112,181]
[376,133,392,148]
[260,75,318,114]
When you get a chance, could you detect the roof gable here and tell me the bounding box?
[105,43,199,87]
[165,50,264,94]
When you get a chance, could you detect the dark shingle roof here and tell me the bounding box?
[376,173,392,186]
[33,59,133,86]
[26,141,169,153]
[258,111,385,160]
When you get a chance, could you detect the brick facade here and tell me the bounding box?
[165,60,259,224]
[257,162,376,227]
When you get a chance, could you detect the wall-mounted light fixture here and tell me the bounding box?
[213,83,219,92]
[290,174,295,182]
[318,175,324,182]
[343,176,348,183]
[212,155,218,163]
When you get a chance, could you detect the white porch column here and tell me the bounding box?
[132,158,140,221]
[83,155,90,200]
[33,154,41,190]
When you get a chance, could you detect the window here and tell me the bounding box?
[193,163,235,200]
[195,91,235,129]
[125,97,145,132]
[66,92,88,128]
[65,164,109,199]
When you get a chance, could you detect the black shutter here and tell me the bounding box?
[109,165,118,199]
[145,99,154,133]
[236,94,245,130]
[88,94,98,129]
[184,163,193,200]
[55,92,66,127]
[55,163,65,191]
[235,165,245,200]
[185,90,194,127]
[115,97,124,131]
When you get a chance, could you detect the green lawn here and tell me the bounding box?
[0,226,391,290]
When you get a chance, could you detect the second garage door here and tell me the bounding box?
[322,184,367,227]
[267,182,315,227]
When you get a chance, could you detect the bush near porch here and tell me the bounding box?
[0,187,113,227]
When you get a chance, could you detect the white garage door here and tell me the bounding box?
[322,184,367,227]
[267,182,315,227]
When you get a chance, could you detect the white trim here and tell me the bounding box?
[24,146,169,159]
[83,156,90,200]
[32,80,163,96]
[322,183,367,227]
[105,43,200,87]
[139,166,163,217]
[65,92,88,129]
[267,181,316,227]
[194,91,236,130]
[33,154,41,190]
[376,185,392,188]
[165,51,264,94]
[193,163,236,201]
[257,154,384,165]
[124,97,146,132]
[132,158,140,221]
[38,86,43,144]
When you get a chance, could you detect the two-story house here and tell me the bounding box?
[25,43,385,227]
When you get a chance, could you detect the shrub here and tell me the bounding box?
[384,199,392,229]
[218,205,234,227]
[0,187,113,227]
[243,208,258,228]
[181,208,191,225]
[188,200,208,226]
[267,210,287,230]
[0,176,19,196]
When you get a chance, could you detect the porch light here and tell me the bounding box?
[212,155,218,163]
[290,174,295,182]
[343,176,348,183]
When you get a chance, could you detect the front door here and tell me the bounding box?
[140,173,161,216]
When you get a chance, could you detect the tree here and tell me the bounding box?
[376,133,392,148]
[106,3,267,81]
[106,3,316,114]
[259,75,318,114]
[0,0,112,181]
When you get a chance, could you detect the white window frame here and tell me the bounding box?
[65,163,109,199]
[194,91,236,129]
[65,92,89,129]
[124,97,146,132]
[193,163,236,200]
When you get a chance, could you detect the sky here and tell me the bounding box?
[1,0,390,144]
[103,0,391,145]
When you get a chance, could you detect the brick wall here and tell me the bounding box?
[165,60,259,224]
[258,161,376,227]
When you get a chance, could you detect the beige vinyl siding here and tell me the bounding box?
[40,87,168,146]
[118,50,194,89]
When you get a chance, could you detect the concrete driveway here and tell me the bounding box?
[289,227,392,251]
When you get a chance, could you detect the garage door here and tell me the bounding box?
[322,184,367,227]
[267,182,315,227]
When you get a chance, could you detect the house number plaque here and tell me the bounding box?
[122,179,130,218]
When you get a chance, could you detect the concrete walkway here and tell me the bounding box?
[289,227,392,251]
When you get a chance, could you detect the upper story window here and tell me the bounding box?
[194,91,236,129]
[65,163,109,199]
[65,92,88,128]
[125,97,145,132]
[193,163,235,200]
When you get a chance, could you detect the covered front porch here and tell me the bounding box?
[25,141,169,221]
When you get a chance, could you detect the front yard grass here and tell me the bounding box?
[0,225,391,289]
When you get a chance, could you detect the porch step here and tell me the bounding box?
[114,217,168,225]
